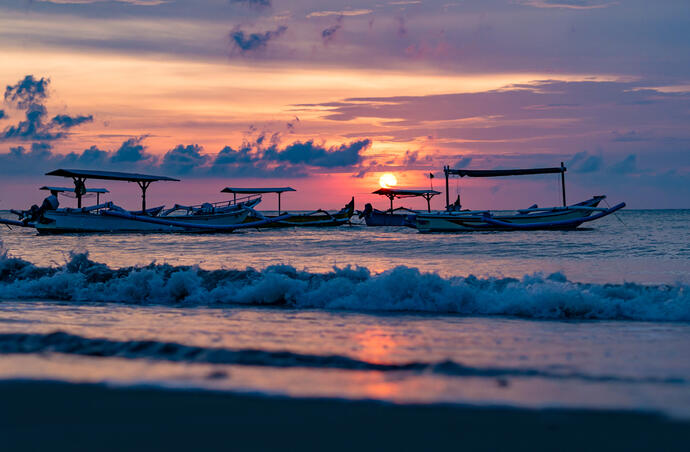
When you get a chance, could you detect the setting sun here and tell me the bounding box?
[379,173,398,188]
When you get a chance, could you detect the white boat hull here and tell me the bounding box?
[415,197,608,232]
[36,209,249,234]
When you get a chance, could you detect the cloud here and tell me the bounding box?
[229,26,287,54]
[568,151,602,173]
[321,16,343,44]
[0,110,5,120]
[229,0,271,10]
[396,16,407,37]
[50,114,94,129]
[0,134,372,178]
[37,0,169,5]
[522,0,616,9]
[608,154,638,174]
[2,75,93,142]
[110,136,153,162]
[161,144,210,174]
[4,75,49,109]
[307,9,372,18]
[454,156,472,168]
[266,139,370,167]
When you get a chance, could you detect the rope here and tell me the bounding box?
[604,199,629,228]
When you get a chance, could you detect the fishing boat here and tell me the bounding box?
[2,169,287,233]
[221,187,355,227]
[361,188,440,226]
[414,163,625,232]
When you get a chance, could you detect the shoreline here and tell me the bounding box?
[1,380,689,451]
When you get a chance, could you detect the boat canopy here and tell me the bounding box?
[221,187,296,213]
[221,187,296,194]
[372,188,440,197]
[40,186,109,193]
[46,168,179,211]
[46,169,179,182]
[443,163,568,208]
[372,188,440,212]
[444,167,565,178]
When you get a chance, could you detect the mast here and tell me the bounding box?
[560,161,566,207]
[444,165,450,209]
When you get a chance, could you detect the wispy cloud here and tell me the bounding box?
[229,26,287,54]
[37,0,169,5]
[307,9,372,18]
[229,0,271,10]
[321,16,343,44]
[521,0,616,10]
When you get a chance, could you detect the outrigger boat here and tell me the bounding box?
[361,188,440,226]
[221,187,355,227]
[415,163,625,232]
[2,169,289,234]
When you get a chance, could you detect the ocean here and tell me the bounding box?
[1,209,689,449]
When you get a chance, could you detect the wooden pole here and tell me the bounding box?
[138,181,150,213]
[560,161,566,207]
[444,166,450,209]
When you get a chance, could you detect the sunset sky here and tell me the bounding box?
[1,0,688,210]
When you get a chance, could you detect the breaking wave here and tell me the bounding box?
[0,251,688,321]
[0,332,684,384]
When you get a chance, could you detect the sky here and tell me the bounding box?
[0,0,688,210]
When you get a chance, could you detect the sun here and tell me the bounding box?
[379,173,398,188]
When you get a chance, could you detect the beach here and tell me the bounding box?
[3,380,690,452]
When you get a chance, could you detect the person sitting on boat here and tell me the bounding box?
[447,195,462,211]
[23,190,60,224]
[43,190,60,212]
[359,203,374,219]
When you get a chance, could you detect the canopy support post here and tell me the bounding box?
[424,194,432,212]
[137,181,151,213]
[560,161,567,207]
[444,166,450,209]
[278,192,281,214]
[233,193,237,205]
[387,194,394,212]
[72,177,86,208]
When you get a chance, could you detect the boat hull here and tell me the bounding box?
[364,211,416,227]
[36,209,249,234]
[245,198,355,228]
[415,197,606,233]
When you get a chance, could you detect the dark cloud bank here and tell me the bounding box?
[0,136,372,178]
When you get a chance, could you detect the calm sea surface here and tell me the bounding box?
[0,210,688,418]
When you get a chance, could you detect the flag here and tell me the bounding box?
[429,173,434,179]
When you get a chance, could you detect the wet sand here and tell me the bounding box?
[1,380,689,451]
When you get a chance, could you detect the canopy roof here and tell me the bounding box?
[445,167,565,178]
[221,187,296,194]
[40,186,109,193]
[372,188,440,198]
[45,169,179,182]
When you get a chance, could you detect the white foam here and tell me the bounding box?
[0,252,688,321]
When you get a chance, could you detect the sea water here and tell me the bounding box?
[0,210,688,418]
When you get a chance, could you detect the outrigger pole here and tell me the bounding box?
[444,164,568,208]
